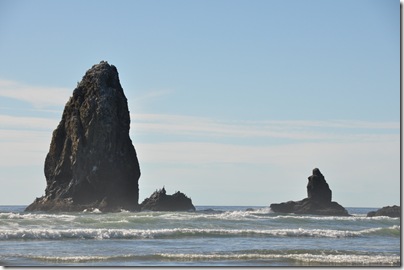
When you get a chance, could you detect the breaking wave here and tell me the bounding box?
[22,251,400,266]
[157,252,400,266]
[0,226,399,240]
[1,208,398,225]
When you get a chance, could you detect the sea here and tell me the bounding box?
[0,205,400,267]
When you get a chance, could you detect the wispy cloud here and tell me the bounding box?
[132,89,173,102]
[0,115,58,130]
[0,79,70,108]
[0,129,50,166]
[129,88,174,112]
[135,139,399,168]
[0,79,175,111]
[131,113,399,142]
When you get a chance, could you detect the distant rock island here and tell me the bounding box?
[270,168,349,216]
[26,61,141,212]
[141,187,196,211]
[367,205,400,218]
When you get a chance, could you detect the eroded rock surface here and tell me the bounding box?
[270,168,349,216]
[25,61,141,212]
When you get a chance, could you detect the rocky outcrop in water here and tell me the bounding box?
[25,61,141,212]
[367,205,400,218]
[140,187,196,211]
[270,168,349,216]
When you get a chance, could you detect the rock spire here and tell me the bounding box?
[26,61,141,212]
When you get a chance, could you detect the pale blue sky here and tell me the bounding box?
[0,0,400,207]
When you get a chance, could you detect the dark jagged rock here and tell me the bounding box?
[270,168,349,216]
[307,168,331,203]
[25,61,141,212]
[367,205,400,218]
[140,187,196,211]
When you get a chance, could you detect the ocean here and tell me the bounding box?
[0,205,400,266]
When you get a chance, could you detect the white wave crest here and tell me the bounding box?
[25,254,135,263]
[22,252,400,266]
[122,208,398,222]
[158,252,400,265]
[0,212,76,221]
[82,208,102,214]
[1,208,398,226]
[272,214,400,221]
[0,226,399,240]
[158,208,273,221]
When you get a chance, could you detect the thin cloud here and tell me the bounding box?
[0,79,70,108]
[132,89,173,102]
[135,140,399,166]
[0,115,58,130]
[130,89,174,112]
[0,129,50,166]
[131,113,399,142]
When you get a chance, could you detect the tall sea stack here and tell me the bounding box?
[26,61,141,212]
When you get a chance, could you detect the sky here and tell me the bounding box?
[0,0,400,207]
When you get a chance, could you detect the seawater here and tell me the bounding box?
[0,205,400,266]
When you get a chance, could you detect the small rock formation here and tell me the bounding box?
[25,61,141,212]
[270,168,349,216]
[367,205,400,218]
[141,187,196,211]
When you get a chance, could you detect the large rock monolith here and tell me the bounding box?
[25,61,141,212]
[270,168,349,216]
